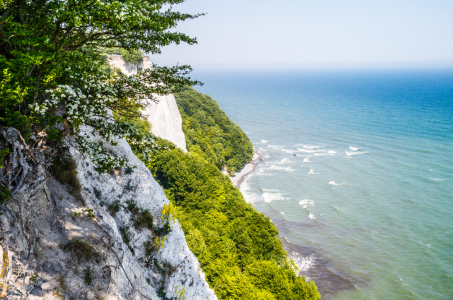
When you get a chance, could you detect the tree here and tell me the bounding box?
[0,0,202,172]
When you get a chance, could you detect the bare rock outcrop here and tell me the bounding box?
[0,127,216,299]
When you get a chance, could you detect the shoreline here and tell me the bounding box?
[230,151,263,188]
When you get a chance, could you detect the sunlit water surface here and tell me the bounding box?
[193,69,453,299]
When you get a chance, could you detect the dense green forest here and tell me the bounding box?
[126,110,320,300]
[146,149,320,300]
[175,87,254,174]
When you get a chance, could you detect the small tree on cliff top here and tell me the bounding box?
[0,0,202,172]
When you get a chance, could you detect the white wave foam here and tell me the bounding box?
[262,192,285,203]
[281,148,296,154]
[314,152,331,156]
[431,178,445,181]
[298,148,320,153]
[329,181,347,186]
[270,165,286,170]
[261,140,268,143]
[308,169,317,175]
[303,158,311,163]
[308,212,316,219]
[280,212,285,215]
[256,172,273,176]
[345,151,367,156]
[301,145,321,149]
[281,158,290,163]
[328,150,337,154]
[240,181,261,203]
[262,188,279,192]
[349,146,360,151]
[285,166,294,172]
[268,144,283,149]
[299,199,314,209]
[291,253,315,274]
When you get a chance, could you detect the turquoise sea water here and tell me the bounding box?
[194,70,453,299]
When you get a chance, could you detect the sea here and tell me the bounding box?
[193,69,453,300]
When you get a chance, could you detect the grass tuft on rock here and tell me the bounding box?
[60,239,98,263]
[51,156,83,204]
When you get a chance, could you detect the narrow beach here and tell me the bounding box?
[230,151,263,188]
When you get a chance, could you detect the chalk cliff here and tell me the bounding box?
[107,55,187,152]
[0,127,216,299]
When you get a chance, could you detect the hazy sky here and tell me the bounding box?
[149,0,453,70]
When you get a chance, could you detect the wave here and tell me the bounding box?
[281,148,297,154]
[240,181,261,203]
[308,169,317,175]
[431,178,445,182]
[256,172,273,176]
[268,144,283,149]
[297,148,320,153]
[328,150,337,154]
[261,140,268,143]
[285,166,295,172]
[262,192,285,203]
[299,145,322,149]
[299,199,315,208]
[303,158,311,163]
[349,146,360,151]
[270,165,286,170]
[345,151,367,156]
[308,212,316,219]
[314,152,332,156]
[291,252,315,274]
[329,181,347,186]
[281,157,291,163]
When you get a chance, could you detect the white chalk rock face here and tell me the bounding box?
[0,127,216,299]
[107,54,154,76]
[142,94,187,152]
[107,55,188,152]
[70,129,216,299]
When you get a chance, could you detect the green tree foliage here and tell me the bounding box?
[175,87,253,174]
[136,145,320,300]
[0,0,202,173]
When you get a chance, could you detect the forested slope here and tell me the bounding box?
[126,106,321,300]
[146,149,321,300]
[175,87,253,174]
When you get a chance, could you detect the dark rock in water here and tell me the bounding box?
[294,154,297,156]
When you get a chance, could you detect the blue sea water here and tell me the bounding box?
[193,69,453,299]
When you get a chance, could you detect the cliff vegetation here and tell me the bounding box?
[128,118,321,300]
[176,87,253,174]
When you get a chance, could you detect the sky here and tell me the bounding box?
[148,0,453,70]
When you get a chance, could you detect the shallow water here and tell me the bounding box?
[194,69,453,299]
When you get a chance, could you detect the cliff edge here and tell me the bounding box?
[107,55,187,152]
